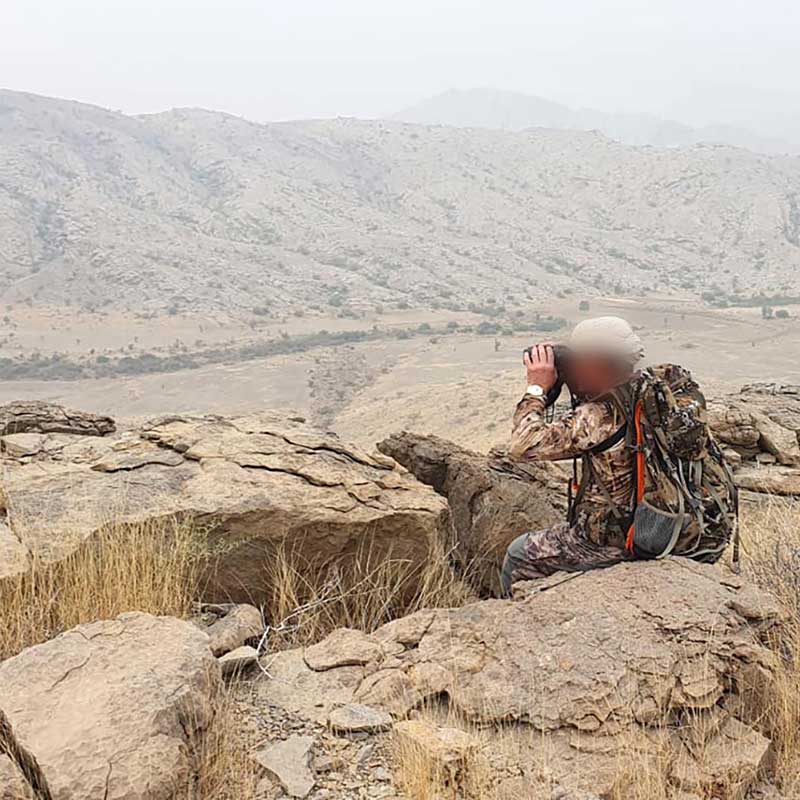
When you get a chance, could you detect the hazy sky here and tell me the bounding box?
[3,0,799,126]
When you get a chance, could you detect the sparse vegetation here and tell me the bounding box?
[0,516,204,661]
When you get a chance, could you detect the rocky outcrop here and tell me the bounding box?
[257,559,784,798]
[709,383,800,496]
[0,408,450,602]
[0,613,220,800]
[0,401,115,438]
[378,432,565,591]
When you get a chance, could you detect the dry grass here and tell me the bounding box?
[188,687,260,800]
[0,515,204,660]
[260,537,477,651]
[739,496,800,795]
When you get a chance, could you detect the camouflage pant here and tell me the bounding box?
[500,522,629,596]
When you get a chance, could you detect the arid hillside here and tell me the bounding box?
[2,89,800,317]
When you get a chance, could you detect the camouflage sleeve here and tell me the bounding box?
[509,395,621,462]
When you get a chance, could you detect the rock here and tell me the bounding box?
[0,401,115,438]
[734,465,800,495]
[0,710,43,800]
[672,717,771,800]
[312,753,346,773]
[393,720,480,796]
[711,386,800,462]
[254,774,283,800]
[260,560,784,797]
[256,649,365,723]
[328,704,392,734]
[1,409,450,602]
[205,603,264,656]
[378,431,566,591]
[219,645,260,676]
[0,612,221,799]
[304,628,384,671]
[708,386,800,495]
[0,522,28,581]
[355,742,376,768]
[394,720,476,765]
[253,735,315,798]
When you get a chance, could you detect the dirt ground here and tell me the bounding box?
[0,296,797,452]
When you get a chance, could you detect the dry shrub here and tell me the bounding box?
[261,537,477,650]
[0,515,204,660]
[739,496,800,794]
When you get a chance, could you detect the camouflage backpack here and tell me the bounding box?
[617,364,739,564]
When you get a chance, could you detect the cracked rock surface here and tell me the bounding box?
[0,408,450,603]
[0,612,220,800]
[258,559,784,798]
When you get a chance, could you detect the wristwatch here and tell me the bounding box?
[525,384,546,399]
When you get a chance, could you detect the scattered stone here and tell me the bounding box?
[253,735,316,799]
[327,704,392,734]
[304,628,384,671]
[312,753,346,774]
[356,742,376,768]
[219,645,260,677]
[0,612,221,799]
[206,603,264,656]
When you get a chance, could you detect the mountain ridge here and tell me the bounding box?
[393,87,800,156]
[1,88,799,317]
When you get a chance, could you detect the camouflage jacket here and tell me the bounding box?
[509,394,633,548]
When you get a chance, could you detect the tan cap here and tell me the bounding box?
[568,316,644,364]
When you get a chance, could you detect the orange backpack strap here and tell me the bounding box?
[625,400,646,553]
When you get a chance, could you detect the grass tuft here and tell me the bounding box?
[0,515,204,660]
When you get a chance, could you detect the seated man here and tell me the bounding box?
[501,316,644,595]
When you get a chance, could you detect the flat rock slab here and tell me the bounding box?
[219,645,260,677]
[0,612,221,800]
[0,409,450,603]
[253,735,315,798]
[304,628,384,671]
[327,704,392,734]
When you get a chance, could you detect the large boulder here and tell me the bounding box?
[709,384,800,495]
[257,559,785,798]
[0,613,220,800]
[378,432,566,592]
[0,408,450,602]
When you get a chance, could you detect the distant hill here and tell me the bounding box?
[1,89,799,316]
[393,88,800,156]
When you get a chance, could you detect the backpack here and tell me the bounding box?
[619,364,740,564]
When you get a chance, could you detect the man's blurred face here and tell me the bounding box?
[566,353,626,397]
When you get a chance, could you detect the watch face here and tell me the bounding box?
[527,385,544,397]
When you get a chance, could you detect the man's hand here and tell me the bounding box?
[524,344,558,392]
